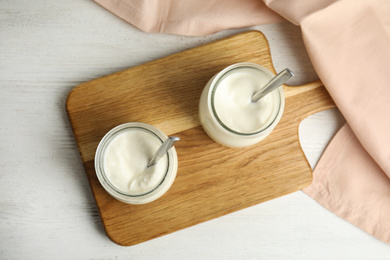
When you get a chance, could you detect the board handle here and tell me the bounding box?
[283,79,336,123]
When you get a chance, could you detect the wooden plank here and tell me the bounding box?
[66,31,335,246]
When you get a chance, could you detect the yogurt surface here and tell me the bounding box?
[212,67,280,134]
[103,129,167,195]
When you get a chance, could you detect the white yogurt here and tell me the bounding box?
[213,67,280,134]
[95,123,178,204]
[199,63,285,148]
[103,130,168,195]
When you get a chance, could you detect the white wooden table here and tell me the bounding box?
[1,1,389,259]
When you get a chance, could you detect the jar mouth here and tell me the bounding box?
[210,64,283,136]
[95,123,171,198]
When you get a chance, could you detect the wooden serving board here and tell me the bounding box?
[66,31,335,246]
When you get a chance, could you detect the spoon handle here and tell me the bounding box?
[251,68,294,102]
[147,136,180,167]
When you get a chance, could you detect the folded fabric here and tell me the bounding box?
[304,124,390,243]
[93,0,390,244]
[267,0,390,244]
[94,0,285,35]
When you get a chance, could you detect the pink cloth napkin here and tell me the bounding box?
[93,0,285,35]
[93,0,390,244]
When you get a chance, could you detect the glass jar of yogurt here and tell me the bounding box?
[199,62,285,148]
[95,122,178,204]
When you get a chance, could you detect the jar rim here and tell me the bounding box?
[94,122,176,203]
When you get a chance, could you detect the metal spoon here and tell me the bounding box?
[147,136,180,167]
[251,68,294,102]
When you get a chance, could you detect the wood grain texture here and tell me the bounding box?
[66,31,335,246]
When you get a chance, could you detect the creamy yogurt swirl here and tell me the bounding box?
[212,67,279,134]
[103,129,167,195]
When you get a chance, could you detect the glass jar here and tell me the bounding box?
[199,62,285,148]
[94,122,178,204]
